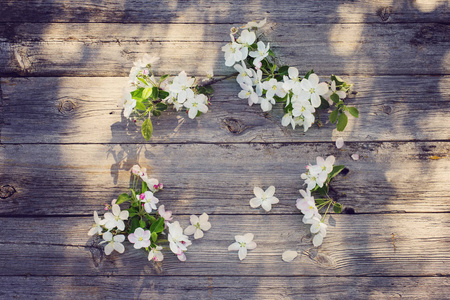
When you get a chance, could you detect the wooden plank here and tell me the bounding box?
[1,22,449,76]
[0,0,448,24]
[0,276,448,299]
[1,142,449,215]
[1,77,449,144]
[0,214,448,276]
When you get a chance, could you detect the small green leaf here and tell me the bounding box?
[336,112,348,132]
[196,85,214,95]
[331,75,345,85]
[312,184,329,196]
[333,203,343,213]
[131,88,144,99]
[141,118,153,141]
[330,93,340,103]
[116,193,130,205]
[150,217,165,234]
[137,77,149,86]
[328,165,346,181]
[151,232,158,242]
[129,217,140,234]
[278,66,289,75]
[151,87,159,100]
[142,181,147,194]
[158,90,169,99]
[156,102,168,111]
[160,74,170,82]
[135,101,146,111]
[329,110,339,124]
[145,214,157,224]
[347,107,359,118]
[304,69,314,79]
[142,88,153,100]
[152,110,161,117]
[268,49,275,57]
[139,219,146,228]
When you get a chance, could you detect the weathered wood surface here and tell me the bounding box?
[1,276,448,300]
[1,142,449,215]
[0,214,449,276]
[1,77,449,144]
[1,22,449,76]
[0,0,448,24]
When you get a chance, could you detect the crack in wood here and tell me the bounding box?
[222,117,247,135]
[0,185,16,199]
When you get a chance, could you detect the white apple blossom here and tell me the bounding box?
[138,168,159,191]
[184,94,209,119]
[292,100,316,132]
[128,227,151,249]
[148,246,164,262]
[250,186,279,212]
[296,189,319,219]
[222,42,245,67]
[88,211,105,236]
[133,54,159,69]
[262,78,286,99]
[228,233,257,261]
[238,83,259,106]
[259,96,276,112]
[282,250,299,262]
[234,61,253,87]
[250,68,263,96]
[301,169,324,191]
[103,204,129,231]
[123,93,136,118]
[249,41,270,66]
[167,221,192,258]
[298,73,329,108]
[131,164,141,175]
[282,67,302,94]
[241,18,267,29]
[237,29,256,48]
[168,71,195,104]
[281,111,296,129]
[184,213,212,239]
[304,217,327,247]
[139,191,159,213]
[325,80,347,104]
[100,232,125,255]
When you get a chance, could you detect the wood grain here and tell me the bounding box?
[0,0,448,24]
[0,214,448,276]
[1,77,449,144]
[0,276,448,299]
[0,23,449,76]
[1,142,449,215]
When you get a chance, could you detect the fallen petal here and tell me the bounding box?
[335,137,344,149]
[282,250,298,262]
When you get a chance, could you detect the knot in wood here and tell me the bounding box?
[382,105,392,115]
[57,98,77,114]
[0,185,16,199]
[223,117,246,135]
[377,6,392,22]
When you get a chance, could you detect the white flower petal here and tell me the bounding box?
[184,225,196,236]
[308,73,319,86]
[190,215,199,225]
[282,250,298,262]
[253,186,264,198]
[246,241,257,250]
[112,204,120,216]
[228,242,240,251]
[316,82,329,95]
[313,233,324,247]
[351,153,360,161]
[114,242,125,253]
[336,137,344,149]
[238,247,248,260]
[194,228,204,239]
[249,197,262,208]
[261,201,272,212]
[104,243,114,255]
[243,233,254,243]
[265,186,275,197]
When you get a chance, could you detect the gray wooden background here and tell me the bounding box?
[0,1,449,299]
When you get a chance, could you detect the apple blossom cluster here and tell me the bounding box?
[222,19,359,132]
[88,164,211,262]
[121,54,214,141]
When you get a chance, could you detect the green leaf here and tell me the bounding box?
[278,66,289,76]
[196,85,214,96]
[313,184,329,196]
[304,69,314,79]
[156,102,168,111]
[151,232,158,242]
[139,219,146,228]
[145,214,157,224]
[141,118,153,141]
[137,77,149,86]
[331,75,345,85]
[150,217,165,234]
[330,93,340,104]
[142,181,148,194]
[152,110,161,117]
[318,96,330,109]
[336,112,348,132]
[268,49,275,57]
[315,199,327,206]
[131,88,144,100]
[328,165,346,181]
[151,87,159,100]
[333,203,343,213]
[142,88,153,100]
[158,90,169,99]
[129,217,140,234]
[135,101,146,111]
[347,107,359,118]
[329,109,339,124]
[116,193,130,205]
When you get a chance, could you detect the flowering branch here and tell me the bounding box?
[222,19,359,132]
[120,55,215,141]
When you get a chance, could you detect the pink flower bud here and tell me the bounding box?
[142,69,149,75]
[139,193,146,200]
[254,61,262,69]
